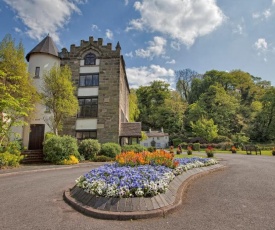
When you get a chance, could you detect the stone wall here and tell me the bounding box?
[60,36,127,144]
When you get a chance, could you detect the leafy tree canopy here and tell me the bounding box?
[41,65,78,135]
[0,34,38,146]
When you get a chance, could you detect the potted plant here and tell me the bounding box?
[169,145,174,154]
[187,146,192,155]
[231,146,237,154]
[205,146,214,157]
[176,145,182,154]
[272,147,275,156]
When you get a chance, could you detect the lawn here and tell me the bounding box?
[174,150,273,157]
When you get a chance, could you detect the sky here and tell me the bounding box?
[1,0,275,88]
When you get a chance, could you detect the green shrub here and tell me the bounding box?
[212,136,231,143]
[78,139,101,160]
[100,142,121,158]
[179,142,188,149]
[147,146,156,152]
[187,146,193,155]
[44,132,56,142]
[121,144,146,153]
[92,155,113,162]
[1,141,22,155]
[0,151,23,168]
[193,143,200,151]
[172,138,182,147]
[43,135,80,164]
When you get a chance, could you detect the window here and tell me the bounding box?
[35,67,40,78]
[84,53,96,65]
[79,74,99,87]
[45,105,50,113]
[76,130,97,140]
[78,97,98,118]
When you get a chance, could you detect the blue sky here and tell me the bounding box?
[1,0,275,88]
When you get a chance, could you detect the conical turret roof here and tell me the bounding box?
[26,35,59,62]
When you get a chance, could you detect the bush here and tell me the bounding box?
[44,132,56,142]
[187,146,193,155]
[43,135,80,164]
[179,142,188,149]
[172,138,182,147]
[100,142,121,158]
[121,144,146,153]
[1,141,22,155]
[212,136,231,143]
[193,143,200,151]
[0,151,23,168]
[62,155,79,165]
[147,146,156,152]
[92,155,114,162]
[78,139,101,160]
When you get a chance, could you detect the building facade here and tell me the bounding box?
[18,35,140,150]
[140,128,169,149]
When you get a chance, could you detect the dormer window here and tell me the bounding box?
[84,53,96,65]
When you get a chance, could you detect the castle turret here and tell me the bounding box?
[23,35,60,150]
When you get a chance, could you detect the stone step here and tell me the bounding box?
[21,150,45,164]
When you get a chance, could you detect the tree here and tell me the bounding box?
[0,35,38,146]
[187,84,239,136]
[129,89,140,122]
[136,81,170,130]
[249,87,275,141]
[155,91,187,136]
[175,68,201,103]
[41,65,78,135]
[191,118,218,142]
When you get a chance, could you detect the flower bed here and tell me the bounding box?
[76,153,218,198]
[115,150,176,168]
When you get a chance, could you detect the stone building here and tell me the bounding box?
[17,35,141,150]
[140,128,169,149]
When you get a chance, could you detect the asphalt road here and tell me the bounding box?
[0,154,275,230]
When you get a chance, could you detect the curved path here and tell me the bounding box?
[0,154,275,230]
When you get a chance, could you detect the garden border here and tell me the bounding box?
[63,163,226,220]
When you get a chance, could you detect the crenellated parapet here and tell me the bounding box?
[58,36,121,59]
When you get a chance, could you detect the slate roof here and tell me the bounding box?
[146,131,169,137]
[26,35,59,61]
[120,122,142,137]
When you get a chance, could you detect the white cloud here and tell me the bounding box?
[252,13,260,19]
[127,0,225,47]
[135,36,166,59]
[124,0,129,5]
[232,17,245,35]
[166,59,176,64]
[126,65,175,88]
[273,0,275,5]
[91,24,99,31]
[233,24,243,35]
[3,0,84,44]
[255,38,268,51]
[253,8,272,20]
[264,9,271,18]
[125,52,134,58]
[105,29,113,40]
[170,41,181,51]
[14,27,21,33]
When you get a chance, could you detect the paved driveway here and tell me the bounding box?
[0,154,274,230]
